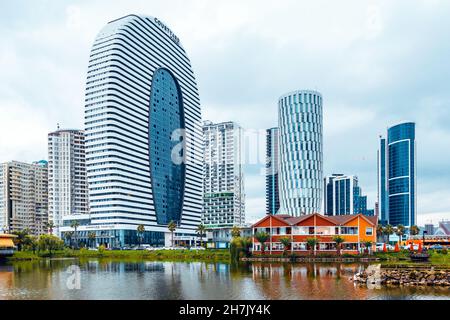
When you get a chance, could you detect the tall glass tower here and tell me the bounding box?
[278,90,323,216]
[265,127,280,215]
[82,14,203,247]
[378,122,416,227]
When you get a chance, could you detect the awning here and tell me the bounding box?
[0,238,15,248]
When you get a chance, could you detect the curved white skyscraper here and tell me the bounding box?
[278,90,323,216]
[82,14,203,247]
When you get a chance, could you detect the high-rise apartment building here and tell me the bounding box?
[0,161,48,235]
[81,15,203,247]
[203,121,245,227]
[48,129,88,237]
[278,90,323,216]
[266,127,280,215]
[378,122,417,227]
[324,174,371,216]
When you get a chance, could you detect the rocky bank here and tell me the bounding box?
[353,266,450,286]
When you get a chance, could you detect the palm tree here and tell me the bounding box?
[13,229,31,251]
[306,238,319,256]
[384,224,394,244]
[279,237,291,256]
[409,225,420,237]
[231,225,241,238]
[332,235,345,256]
[363,240,373,255]
[88,232,96,248]
[45,221,55,234]
[196,223,206,247]
[65,231,74,248]
[137,224,145,246]
[70,221,80,249]
[254,231,269,254]
[395,224,406,244]
[168,221,177,248]
[376,224,384,242]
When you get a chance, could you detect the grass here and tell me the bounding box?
[8,248,231,263]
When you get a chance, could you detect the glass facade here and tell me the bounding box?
[149,68,185,225]
[379,122,416,227]
[266,127,280,214]
[278,90,323,216]
[81,14,203,246]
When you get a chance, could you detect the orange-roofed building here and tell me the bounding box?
[252,213,377,255]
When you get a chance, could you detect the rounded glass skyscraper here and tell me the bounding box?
[82,14,203,246]
[387,122,416,227]
[278,90,323,216]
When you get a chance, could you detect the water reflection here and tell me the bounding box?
[0,260,449,300]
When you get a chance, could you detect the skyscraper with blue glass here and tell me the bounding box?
[81,14,203,247]
[266,127,280,215]
[378,122,416,227]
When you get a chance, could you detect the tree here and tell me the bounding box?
[45,221,55,234]
[38,234,64,256]
[24,235,39,254]
[88,232,96,248]
[12,229,30,251]
[70,221,80,249]
[376,224,384,242]
[409,225,420,237]
[384,224,394,244]
[254,231,269,254]
[332,235,345,256]
[395,224,406,244]
[231,226,241,238]
[65,231,74,248]
[196,224,206,247]
[137,224,145,246]
[306,238,319,256]
[363,241,373,255]
[168,221,177,248]
[279,237,292,256]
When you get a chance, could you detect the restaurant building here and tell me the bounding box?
[252,213,377,254]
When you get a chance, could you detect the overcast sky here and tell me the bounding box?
[1,0,450,226]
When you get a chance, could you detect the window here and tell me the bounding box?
[340,227,358,235]
[366,227,373,236]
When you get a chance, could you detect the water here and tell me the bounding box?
[0,259,449,300]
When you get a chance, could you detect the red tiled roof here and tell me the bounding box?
[257,213,377,227]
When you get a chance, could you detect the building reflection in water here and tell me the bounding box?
[250,263,370,300]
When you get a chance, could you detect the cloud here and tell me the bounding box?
[1,0,450,226]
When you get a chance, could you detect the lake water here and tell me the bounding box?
[0,259,449,300]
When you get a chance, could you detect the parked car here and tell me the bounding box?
[402,244,419,250]
[190,246,205,251]
[376,243,394,251]
[88,247,98,251]
[429,244,443,250]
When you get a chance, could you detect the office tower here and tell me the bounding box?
[278,90,323,216]
[377,136,388,223]
[48,129,88,237]
[424,224,434,235]
[0,161,48,235]
[378,122,416,227]
[324,174,371,216]
[82,15,203,247]
[203,121,245,227]
[266,127,280,215]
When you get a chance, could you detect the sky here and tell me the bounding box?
[1,0,450,226]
